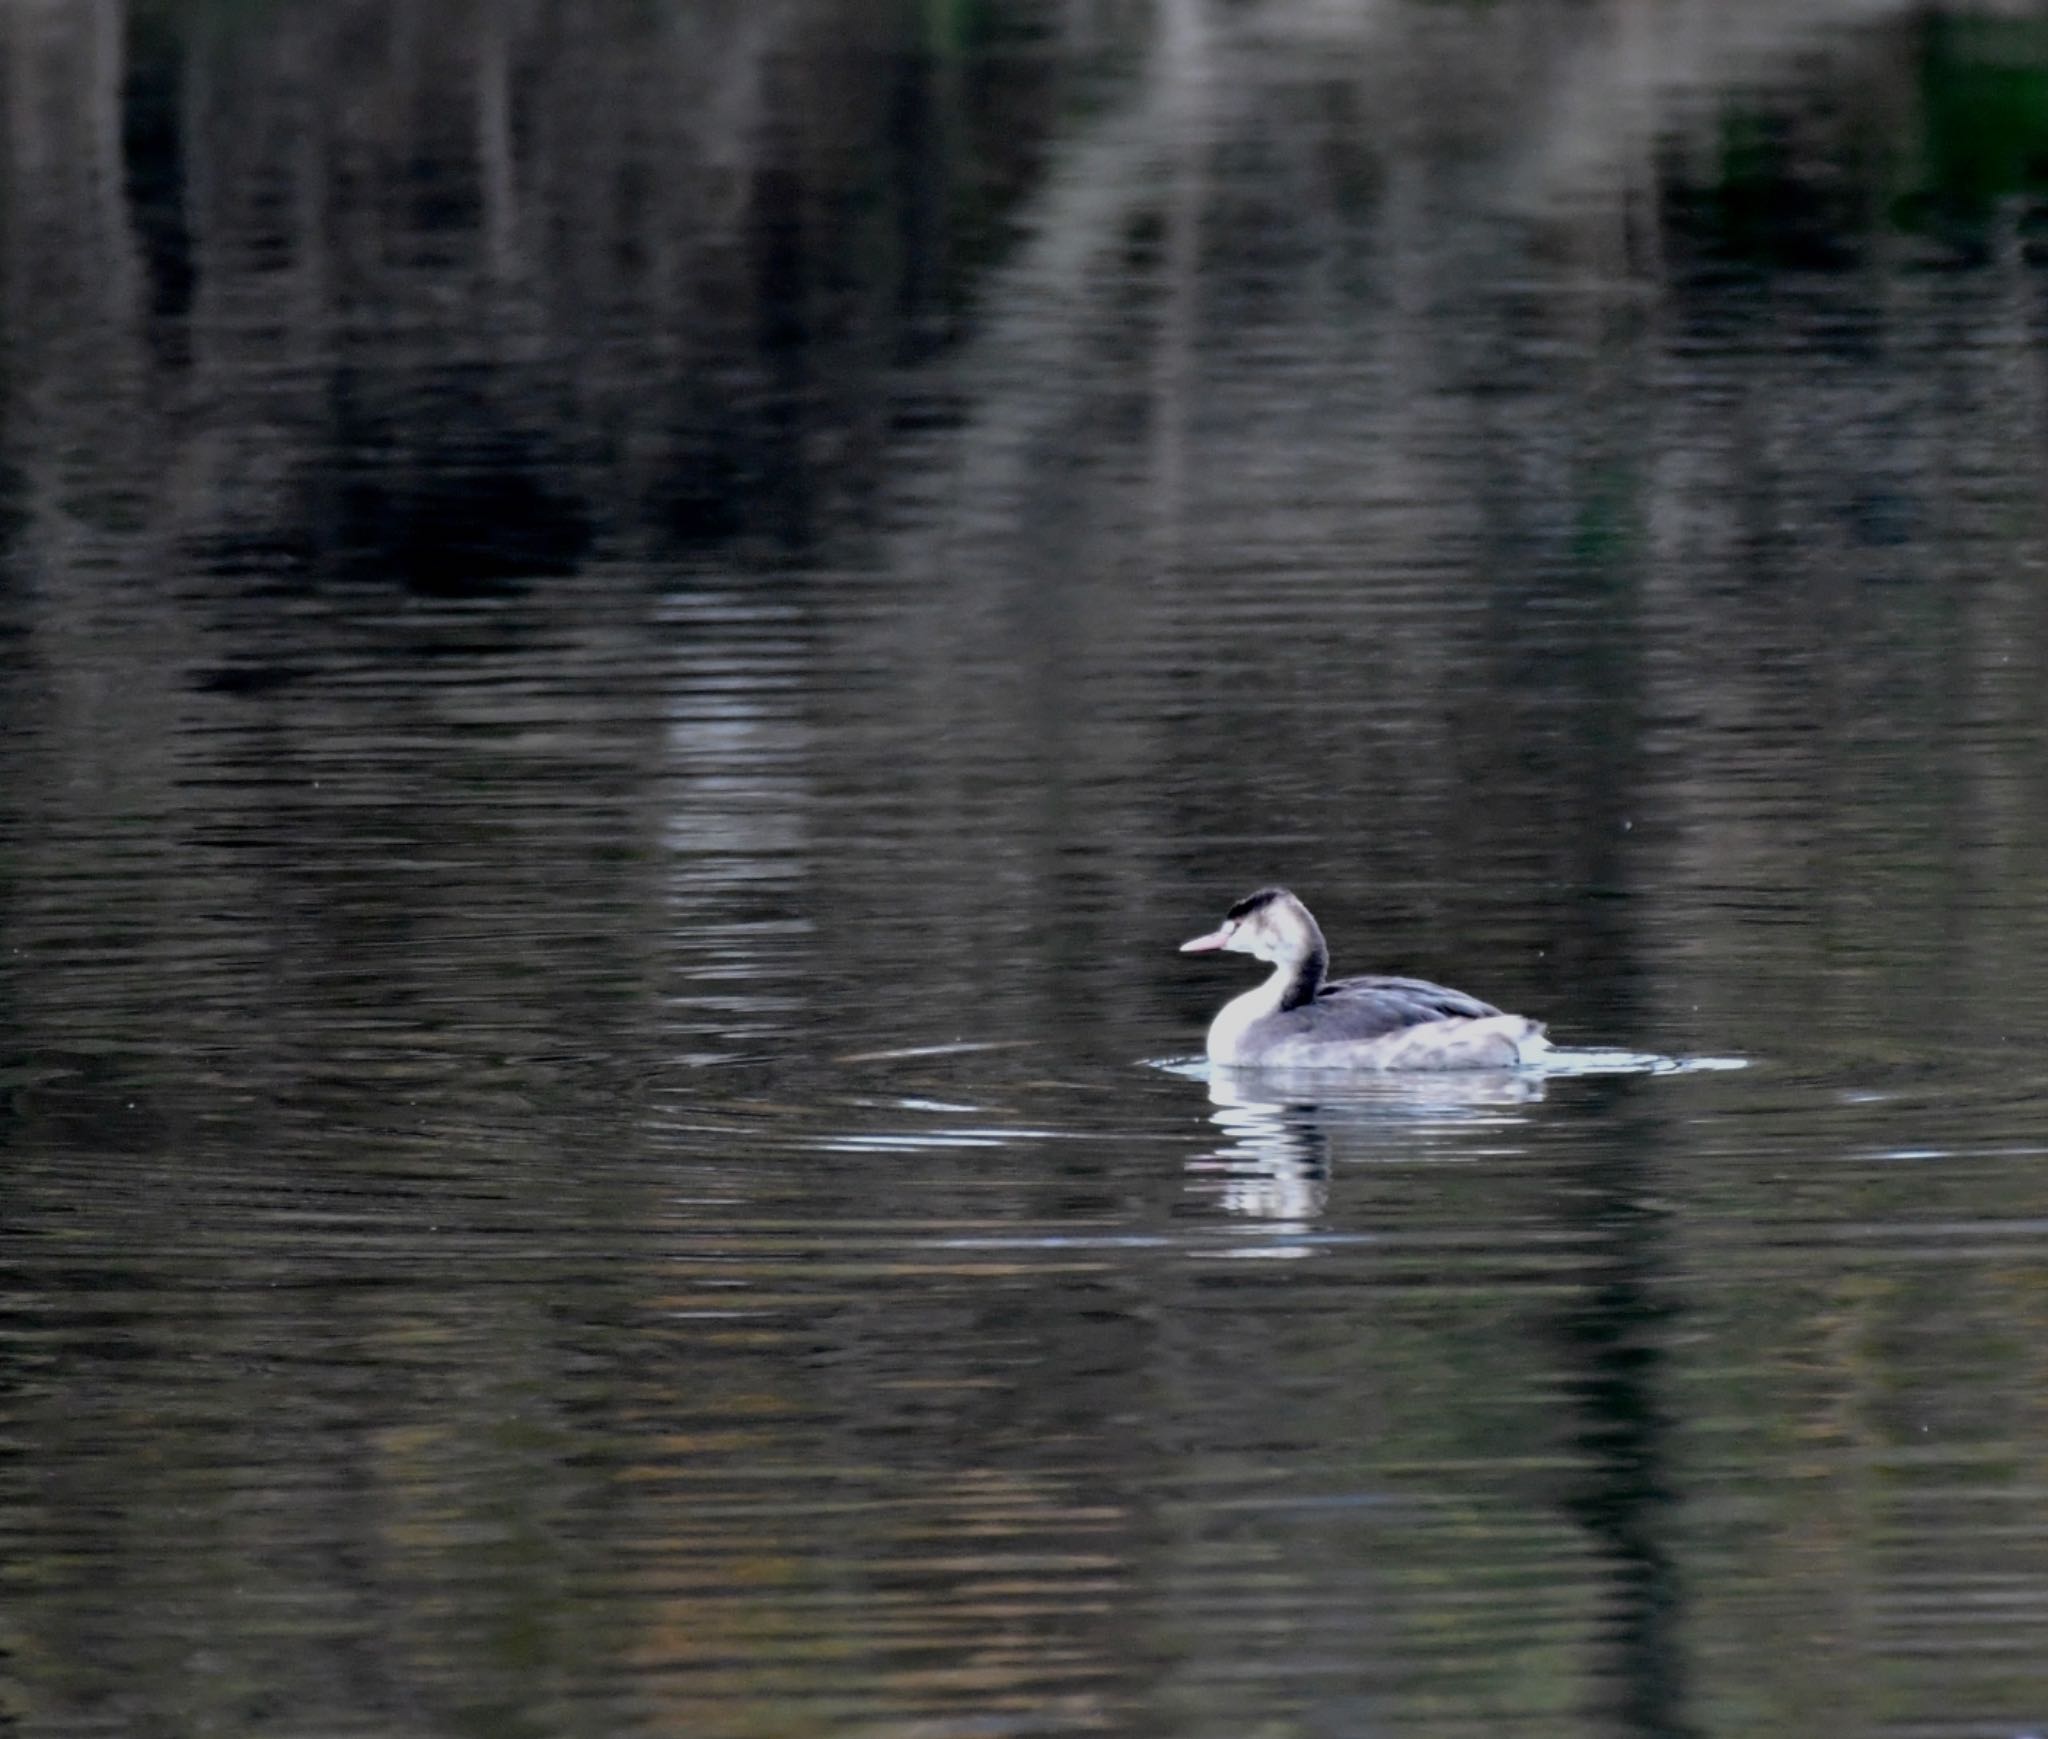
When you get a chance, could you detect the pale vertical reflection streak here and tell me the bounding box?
[1148,0,1215,562]
[659,590,816,1062]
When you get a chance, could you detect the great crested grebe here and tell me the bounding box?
[1180,888,1546,1070]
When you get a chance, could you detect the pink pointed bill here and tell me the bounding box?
[1179,926,1232,953]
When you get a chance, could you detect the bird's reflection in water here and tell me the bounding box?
[1187,1068,1548,1246]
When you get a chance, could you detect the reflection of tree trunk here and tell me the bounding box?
[476,17,519,289]
[1551,1108,1695,1739]
[3,0,182,747]
[1148,0,1213,564]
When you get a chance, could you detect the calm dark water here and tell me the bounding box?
[6,2,2048,1735]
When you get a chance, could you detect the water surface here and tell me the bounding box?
[6,3,2048,1735]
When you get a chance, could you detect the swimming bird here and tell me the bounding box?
[1180,888,1546,1070]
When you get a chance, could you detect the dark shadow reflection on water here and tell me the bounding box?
[1551,1086,1695,1739]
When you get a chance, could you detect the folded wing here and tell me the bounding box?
[1307,974,1507,1039]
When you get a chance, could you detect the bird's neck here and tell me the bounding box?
[1273,933,1328,1012]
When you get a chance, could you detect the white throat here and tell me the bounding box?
[1206,962,1292,1064]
